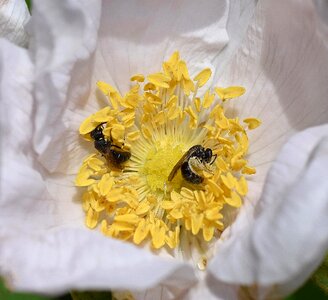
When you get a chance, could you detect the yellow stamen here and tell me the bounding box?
[243,118,262,129]
[147,73,171,88]
[215,86,246,101]
[75,51,261,254]
[194,68,212,87]
[86,207,99,229]
[130,74,145,82]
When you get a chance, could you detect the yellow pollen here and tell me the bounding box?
[142,142,185,192]
[75,51,261,253]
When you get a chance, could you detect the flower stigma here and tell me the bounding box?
[75,52,261,257]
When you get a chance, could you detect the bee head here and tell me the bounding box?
[203,148,213,163]
[90,124,105,140]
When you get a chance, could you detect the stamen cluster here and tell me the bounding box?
[76,52,261,250]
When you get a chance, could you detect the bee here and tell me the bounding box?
[168,145,217,184]
[90,123,131,168]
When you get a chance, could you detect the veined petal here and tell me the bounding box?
[0,39,55,230]
[177,276,240,300]
[0,37,195,298]
[0,44,197,294]
[314,0,328,46]
[30,0,250,174]
[209,125,328,298]
[212,0,258,80]
[209,0,328,297]
[0,0,30,47]
[217,0,328,211]
[31,0,102,173]
[0,229,197,295]
[94,0,230,93]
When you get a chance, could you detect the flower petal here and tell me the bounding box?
[218,0,328,211]
[0,37,196,298]
[314,0,328,38]
[31,0,230,174]
[209,125,328,297]
[30,0,257,174]
[93,0,230,93]
[30,0,102,172]
[0,0,30,47]
[177,275,239,300]
[0,38,56,230]
[212,0,258,76]
[0,229,196,295]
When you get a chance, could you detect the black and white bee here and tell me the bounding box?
[168,145,217,184]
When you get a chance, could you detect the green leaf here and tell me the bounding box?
[70,291,112,300]
[284,254,328,300]
[312,254,328,295]
[25,0,32,12]
[0,279,50,300]
[285,279,327,300]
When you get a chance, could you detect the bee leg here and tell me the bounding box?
[111,144,122,150]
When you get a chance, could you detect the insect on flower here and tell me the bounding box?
[90,123,131,169]
[2,1,328,298]
[168,145,217,184]
[75,51,260,250]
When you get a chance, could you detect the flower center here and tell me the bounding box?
[75,51,261,254]
[141,140,185,192]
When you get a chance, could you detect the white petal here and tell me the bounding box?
[133,274,232,300]
[31,1,230,174]
[0,38,196,297]
[209,125,328,297]
[0,229,196,295]
[178,275,239,300]
[0,0,30,47]
[314,0,328,28]
[44,174,84,228]
[93,0,229,93]
[0,38,85,230]
[314,0,328,49]
[30,0,253,174]
[217,0,328,208]
[30,0,101,172]
[212,0,258,78]
[0,38,56,230]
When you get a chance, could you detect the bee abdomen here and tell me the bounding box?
[110,149,131,164]
[181,161,203,184]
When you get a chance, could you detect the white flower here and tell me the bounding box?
[0,0,30,47]
[1,0,328,299]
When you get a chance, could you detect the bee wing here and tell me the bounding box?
[210,153,217,165]
[168,150,192,181]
